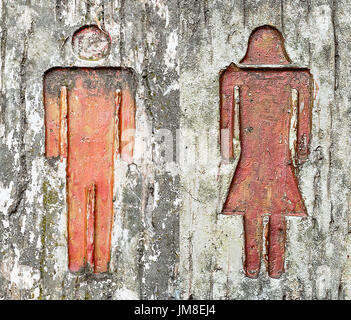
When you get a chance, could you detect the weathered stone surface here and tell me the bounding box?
[1,0,351,300]
[0,0,179,300]
[179,0,351,300]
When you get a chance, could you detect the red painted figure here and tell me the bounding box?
[44,28,136,273]
[44,68,136,273]
[220,26,313,278]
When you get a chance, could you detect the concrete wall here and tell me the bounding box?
[0,0,350,300]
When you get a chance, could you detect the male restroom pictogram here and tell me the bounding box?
[44,26,136,273]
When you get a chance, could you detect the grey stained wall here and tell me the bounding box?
[0,0,179,300]
[0,0,351,300]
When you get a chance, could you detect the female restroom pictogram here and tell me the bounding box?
[220,25,313,278]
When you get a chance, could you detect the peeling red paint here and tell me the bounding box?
[220,26,313,278]
[240,25,291,65]
[44,68,136,273]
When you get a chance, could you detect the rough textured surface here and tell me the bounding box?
[0,0,179,300]
[179,0,351,300]
[1,0,351,300]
